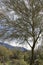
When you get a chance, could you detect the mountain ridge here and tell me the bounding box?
[0,42,27,51]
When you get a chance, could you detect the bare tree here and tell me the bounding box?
[0,0,43,65]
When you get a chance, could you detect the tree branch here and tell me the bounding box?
[26,39,32,48]
[32,29,42,49]
[35,29,42,44]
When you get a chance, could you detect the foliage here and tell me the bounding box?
[0,46,43,65]
[0,46,13,62]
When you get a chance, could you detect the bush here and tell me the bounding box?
[9,59,28,65]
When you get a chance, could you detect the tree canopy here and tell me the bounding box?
[0,0,43,45]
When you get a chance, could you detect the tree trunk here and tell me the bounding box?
[30,48,34,65]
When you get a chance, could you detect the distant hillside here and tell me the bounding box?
[0,42,27,51]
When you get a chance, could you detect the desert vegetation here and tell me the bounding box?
[0,46,43,65]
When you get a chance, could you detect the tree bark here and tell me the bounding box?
[30,48,34,65]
